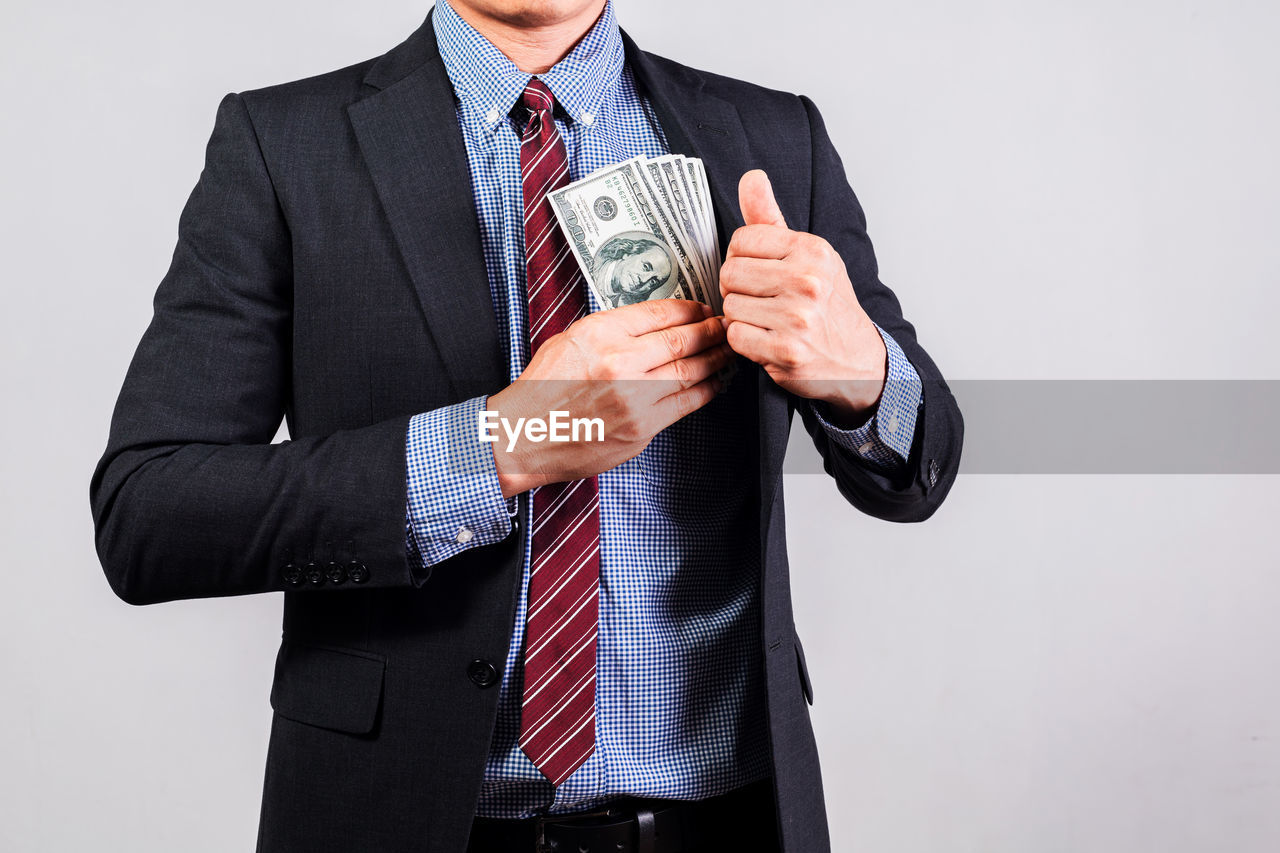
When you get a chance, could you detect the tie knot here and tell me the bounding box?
[520,78,556,114]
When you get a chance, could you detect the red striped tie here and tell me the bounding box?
[517,78,601,787]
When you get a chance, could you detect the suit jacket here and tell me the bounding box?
[89,11,963,852]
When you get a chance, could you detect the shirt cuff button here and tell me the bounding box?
[455,525,475,544]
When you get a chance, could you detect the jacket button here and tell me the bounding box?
[282,563,302,586]
[305,562,324,585]
[347,561,370,584]
[467,659,499,688]
[325,561,346,584]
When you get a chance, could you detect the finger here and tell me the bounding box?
[720,256,787,299]
[725,223,794,261]
[631,314,726,371]
[644,341,734,393]
[648,375,721,431]
[725,320,780,367]
[612,298,712,337]
[722,292,780,332]
[739,169,787,228]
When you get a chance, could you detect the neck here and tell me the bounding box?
[445,1,607,74]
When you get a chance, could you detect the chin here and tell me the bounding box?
[457,0,603,28]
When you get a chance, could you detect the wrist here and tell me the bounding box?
[487,384,550,498]
[493,446,544,499]
[822,328,888,424]
[821,382,881,427]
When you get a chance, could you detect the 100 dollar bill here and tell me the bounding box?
[547,161,706,311]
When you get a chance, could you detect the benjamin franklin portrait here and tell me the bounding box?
[594,232,675,307]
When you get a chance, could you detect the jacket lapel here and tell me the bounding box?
[622,31,751,254]
[624,32,792,516]
[348,11,506,400]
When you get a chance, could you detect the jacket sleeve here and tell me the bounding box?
[89,92,431,605]
[794,93,964,522]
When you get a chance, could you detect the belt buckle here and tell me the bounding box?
[533,804,623,853]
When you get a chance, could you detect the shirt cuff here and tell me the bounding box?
[405,395,513,567]
[808,322,923,469]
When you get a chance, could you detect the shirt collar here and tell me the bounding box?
[433,0,625,130]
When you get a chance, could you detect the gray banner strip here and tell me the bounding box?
[784,380,1280,474]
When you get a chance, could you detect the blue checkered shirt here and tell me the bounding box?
[404,0,923,818]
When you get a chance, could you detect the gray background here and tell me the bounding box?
[2,0,1277,850]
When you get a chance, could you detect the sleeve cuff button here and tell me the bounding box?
[455,525,475,544]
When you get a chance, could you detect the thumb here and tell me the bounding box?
[738,169,787,228]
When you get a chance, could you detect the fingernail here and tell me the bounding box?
[719,316,731,330]
[701,303,713,317]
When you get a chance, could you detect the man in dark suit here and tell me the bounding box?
[90,0,963,850]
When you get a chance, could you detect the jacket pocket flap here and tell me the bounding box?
[269,640,386,734]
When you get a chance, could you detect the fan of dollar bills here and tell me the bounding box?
[547,155,722,315]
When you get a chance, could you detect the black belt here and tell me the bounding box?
[467,777,777,853]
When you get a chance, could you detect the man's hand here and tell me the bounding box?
[488,299,731,498]
[721,169,888,426]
